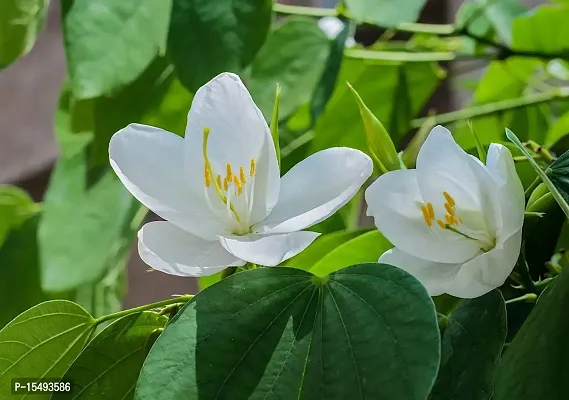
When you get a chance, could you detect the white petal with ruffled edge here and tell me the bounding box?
[257,148,372,234]
[109,124,227,239]
[138,221,245,277]
[217,231,321,266]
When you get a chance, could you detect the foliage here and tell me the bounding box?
[1,0,569,398]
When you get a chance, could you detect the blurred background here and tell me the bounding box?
[0,0,544,307]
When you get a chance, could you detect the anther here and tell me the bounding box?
[204,162,211,187]
[216,175,222,189]
[226,163,233,180]
[240,166,247,184]
[421,205,432,227]
[443,191,455,207]
[223,177,229,191]
[437,220,446,229]
[445,214,455,226]
[250,159,256,177]
[233,175,242,196]
[444,202,454,216]
[427,202,435,220]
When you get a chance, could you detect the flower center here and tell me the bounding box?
[202,127,256,235]
[420,191,495,252]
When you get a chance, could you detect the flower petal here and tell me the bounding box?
[217,231,320,266]
[486,143,525,238]
[138,221,245,277]
[256,148,372,234]
[365,169,481,263]
[447,228,522,298]
[184,73,280,225]
[379,248,461,296]
[109,124,227,239]
[416,125,503,238]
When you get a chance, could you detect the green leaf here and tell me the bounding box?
[429,290,507,400]
[494,266,569,399]
[310,230,392,276]
[169,0,272,92]
[0,300,96,399]
[62,0,171,99]
[0,0,48,68]
[344,0,427,27]
[54,312,167,400]
[135,264,440,399]
[280,229,369,270]
[546,110,569,146]
[548,150,569,204]
[249,17,330,120]
[312,59,442,153]
[506,128,569,219]
[0,185,38,247]
[197,272,223,291]
[512,4,569,54]
[270,84,281,169]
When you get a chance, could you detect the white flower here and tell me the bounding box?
[318,16,356,48]
[365,125,525,298]
[109,73,373,277]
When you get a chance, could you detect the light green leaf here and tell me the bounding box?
[429,290,507,400]
[0,300,96,399]
[62,0,171,99]
[0,185,38,247]
[281,229,369,270]
[546,110,569,146]
[494,266,569,399]
[249,17,330,120]
[169,0,272,92]
[506,128,569,219]
[54,312,167,400]
[344,0,426,27]
[197,272,223,291]
[0,0,48,68]
[135,264,440,399]
[512,4,569,54]
[311,230,392,277]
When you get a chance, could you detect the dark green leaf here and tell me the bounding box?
[62,0,171,98]
[494,266,569,399]
[0,0,48,68]
[54,312,167,400]
[548,149,569,204]
[0,300,95,399]
[311,230,392,276]
[344,0,427,27]
[249,17,329,120]
[169,0,272,92]
[135,264,440,399]
[429,291,507,400]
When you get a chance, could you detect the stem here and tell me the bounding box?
[411,90,568,128]
[345,49,456,62]
[505,293,537,305]
[273,3,336,18]
[94,295,194,326]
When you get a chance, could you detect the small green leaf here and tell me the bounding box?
[310,230,392,276]
[281,229,369,270]
[545,110,569,147]
[494,266,569,399]
[0,186,38,247]
[197,272,223,291]
[512,4,569,54]
[135,264,440,399]
[53,312,167,400]
[348,83,400,173]
[429,290,507,400]
[62,0,171,99]
[344,0,427,27]
[169,0,272,92]
[0,0,48,68]
[506,128,569,219]
[0,300,96,399]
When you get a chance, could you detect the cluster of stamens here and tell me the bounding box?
[421,191,466,234]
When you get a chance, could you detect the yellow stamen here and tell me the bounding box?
[204,162,211,187]
[445,214,456,226]
[223,177,229,191]
[443,191,455,207]
[437,220,446,229]
[444,202,455,216]
[250,158,256,177]
[240,166,247,184]
[216,175,222,189]
[233,175,243,196]
[427,202,435,221]
[421,205,432,227]
[226,163,233,181]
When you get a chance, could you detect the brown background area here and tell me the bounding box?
[0,0,454,308]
